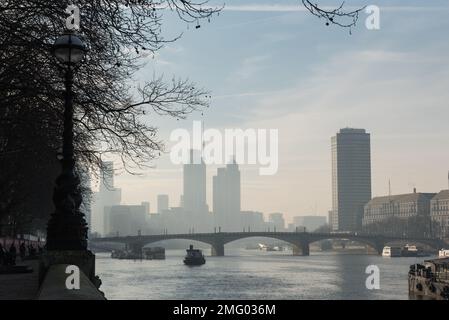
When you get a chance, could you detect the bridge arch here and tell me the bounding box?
[140,238,214,248]
[92,232,446,257]
[221,235,310,256]
[130,235,225,257]
[307,237,382,254]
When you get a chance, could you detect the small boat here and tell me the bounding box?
[382,246,402,257]
[402,244,420,257]
[183,245,206,266]
[439,249,449,258]
[258,243,283,251]
[142,247,165,260]
[111,249,141,260]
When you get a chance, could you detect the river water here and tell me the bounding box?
[95,249,432,300]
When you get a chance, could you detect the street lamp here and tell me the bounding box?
[46,31,88,251]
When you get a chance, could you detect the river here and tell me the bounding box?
[95,249,432,300]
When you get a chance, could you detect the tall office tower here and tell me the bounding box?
[183,149,208,216]
[213,160,241,231]
[157,194,169,213]
[331,128,371,232]
[91,161,121,235]
[100,161,115,192]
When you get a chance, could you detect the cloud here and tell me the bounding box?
[230,54,271,81]
[234,46,449,210]
[224,4,308,12]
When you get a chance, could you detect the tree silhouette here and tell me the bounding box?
[0,0,365,235]
[0,0,221,235]
[302,0,365,30]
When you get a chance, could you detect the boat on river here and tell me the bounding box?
[408,257,449,300]
[183,245,205,266]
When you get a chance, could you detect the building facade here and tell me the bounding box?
[268,213,285,231]
[183,150,208,216]
[91,161,121,236]
[157,194,169,214]
[292,216,327,232]
[363,190,436,237]
[107,205,147,237]
[213,161,241,231]
[331,128,371,232]
[240,211,265,232]
[431,190,449,239]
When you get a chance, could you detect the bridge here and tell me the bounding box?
[91,231,447,256]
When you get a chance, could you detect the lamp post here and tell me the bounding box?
[46,31,88,251]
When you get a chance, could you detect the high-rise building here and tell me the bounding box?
[331,128,371,232]
[91,161,121,235]
[157,194,169,214]
[100,161,115,191]
[183,150,208,216]
[213,160,241,231]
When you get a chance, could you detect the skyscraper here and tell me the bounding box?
[183,149,208,216]
[100,161,115,191]
[91,161,121,235]
[331,128,371,232]
[213,160,241,231]
[157,194,169,213]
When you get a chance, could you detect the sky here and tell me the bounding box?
[94,0,449,227]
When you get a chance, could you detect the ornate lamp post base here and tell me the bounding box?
[39,250,101,288]
[46,170,88,251]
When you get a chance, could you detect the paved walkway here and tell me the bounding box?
[0,260,39,300]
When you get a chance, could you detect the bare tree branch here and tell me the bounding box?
[302,0,365,31]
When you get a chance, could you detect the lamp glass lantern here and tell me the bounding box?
[53,32,86,64]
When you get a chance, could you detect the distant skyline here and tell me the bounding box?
[93,0,449,223]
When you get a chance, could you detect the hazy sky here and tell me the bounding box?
[98,0,449,224]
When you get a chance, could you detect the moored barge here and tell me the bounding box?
[408,257,449,300]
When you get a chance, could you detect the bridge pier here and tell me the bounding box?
[292,242,309,256]
[374,241,385,255]
[211,243,225,257]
